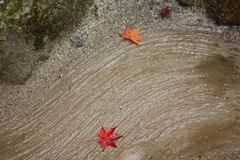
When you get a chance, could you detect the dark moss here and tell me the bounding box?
[177,0,240,25]
[1,0,94,50]
[0,50,13,82]
[0,0,94,84]
[23,0,94,49]
[205,0,240,25]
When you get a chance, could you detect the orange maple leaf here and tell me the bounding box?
[118,26,144,45]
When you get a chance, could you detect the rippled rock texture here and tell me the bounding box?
[0,0,240,159]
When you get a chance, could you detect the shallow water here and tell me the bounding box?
[0,0,240,159]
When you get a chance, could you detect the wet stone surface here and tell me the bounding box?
[0,0,240,160]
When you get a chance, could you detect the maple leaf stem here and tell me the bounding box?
[85,139,100,143]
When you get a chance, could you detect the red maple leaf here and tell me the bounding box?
[160,7,172,18]
[87,127,123,151]
[118,26,144,45]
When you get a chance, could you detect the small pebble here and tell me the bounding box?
[71,36,85,47]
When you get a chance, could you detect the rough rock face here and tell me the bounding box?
[0,0,93,84]
[0,0,240,159]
